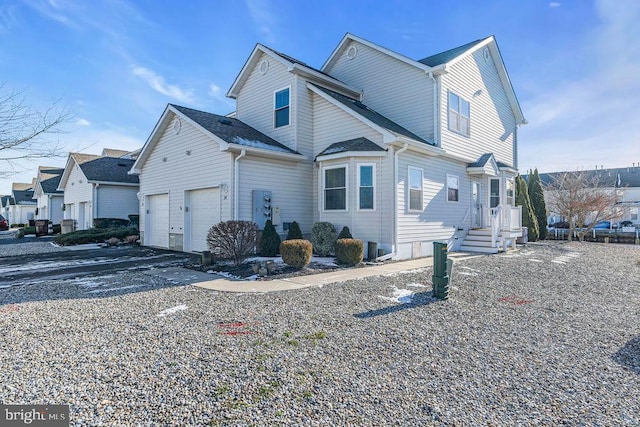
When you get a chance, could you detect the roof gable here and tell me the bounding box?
[418,38,486,67]
[11,182,36,205]
[467,153,500,176]
[35,166,64,196]
[227,44,359,99]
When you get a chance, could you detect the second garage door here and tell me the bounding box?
[147,193,169,248]
[188,187,220,252]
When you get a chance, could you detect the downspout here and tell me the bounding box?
[378,143,409,261]
[233,149,246,220]
[427,72,439,145]
[93,183,99,229]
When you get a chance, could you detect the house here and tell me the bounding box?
[33,166,65,225]
[4,182,37,225]
[58,153,139,230]
[101,148,140,159]
[537,166,640,227]
[131,33,525,257]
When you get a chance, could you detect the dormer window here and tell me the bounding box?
[274,87,290,128]
[448,90,470,137]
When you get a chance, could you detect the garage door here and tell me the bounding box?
[188,187,220,252]
[147,194,169,248]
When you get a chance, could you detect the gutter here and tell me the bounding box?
[378,143,409,261]
[233,149,246,220]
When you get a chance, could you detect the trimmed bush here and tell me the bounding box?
[311,221,336,256]
[106,237,120,246]
[52,224,61,234]
[93,218,131,229]
[280,239,312,269]
[335,238,364,266]
[54,227,139,246]
[15,226,36,238]
[286,221,303,240]
[260,220,281,256]
[337,226,353,239]
[207,220,259,266]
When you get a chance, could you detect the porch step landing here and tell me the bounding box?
[459,228,500,254]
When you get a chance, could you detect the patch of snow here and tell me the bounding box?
[378,286,415,304]
[459,266,480,272]
[457,271,478,276]
[157,304,188,317]
[210,271,258,281]
[551,260,566,265]
[406,283,427,288]
[529,259,544,263]
[232,136,292,153]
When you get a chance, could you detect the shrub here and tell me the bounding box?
[337,226,353,239]
[280,239,312,269]
[93,218,131,229]
[286,221,303,240]
[15,226,36,238]
[335,238,364,266]
[54,227,139,246]
[106,237,120,246]
[260,220,281,256]
[124,234,139,244]
[311,222,336,256]
[207,220,259,266]
[52,224,61,234]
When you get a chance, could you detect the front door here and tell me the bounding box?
[472,181,482,228]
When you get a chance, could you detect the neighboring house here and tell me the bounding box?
[538,166,640,226]
[102,148,140,159]
[131,33,526,257]
[33,166,65,225]
[4,182,37,225]
[58,153,139,230]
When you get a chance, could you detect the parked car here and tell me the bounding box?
[620,221,633,228]
[592,221,612,229]
[548,221,570,229]
[0,215,8,231]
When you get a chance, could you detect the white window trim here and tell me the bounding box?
[357,163,376,211]
[447,90,470,137]
[322,164,348,212]
[408,166,423,212]
[446,174,459,203]
[273,86,291,129]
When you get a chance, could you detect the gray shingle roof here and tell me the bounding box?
[535,167,640,189]
[418,38,487,67]
[1,195,10,207]
[170,104,299,155]
[102,148,131,158]
[310,85,432,145]
[72,154,139,184]
[467,153,493,168]
[13,189,35,204]
[37,166,64,194]
[316,137,386,157]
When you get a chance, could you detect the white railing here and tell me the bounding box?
[489,205,523,247]
[490,205,503,247]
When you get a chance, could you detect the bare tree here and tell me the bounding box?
[545,171,621,242]
[0,82,72,178]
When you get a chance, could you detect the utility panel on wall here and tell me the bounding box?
[252,190,272,230]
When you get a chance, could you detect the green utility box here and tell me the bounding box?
[432,241,450,300]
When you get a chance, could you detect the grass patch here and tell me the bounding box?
[54,227,139,246]
[303,331,327,341]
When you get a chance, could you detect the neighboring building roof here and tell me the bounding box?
[418,38,486,67]
[72,154,139,184]
[36,166,64,195]
[11,183,36,205]
[316,137,386,157]
[102,148,131,158]
[170,104,299,154]
[2,195,13,207]
[536,167,640,189]
[310,84,432,145]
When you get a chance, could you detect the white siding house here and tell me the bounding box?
[4,182,37,225]
[33,166,65,225]
[58,153,139,230]
[133,34,526,257]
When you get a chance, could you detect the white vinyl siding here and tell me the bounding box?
[96,185,139,220]
[235,52,296,152]
[439,48,516,165]
[138,114,232,249]
[325,41,435,142]
[62,164,93,227]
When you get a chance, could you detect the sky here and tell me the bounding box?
[0,0,639,195]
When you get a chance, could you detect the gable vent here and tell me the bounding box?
[219,118,232,125]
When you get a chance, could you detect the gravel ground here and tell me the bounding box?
[1,241,639,426]
[0,232,68,256]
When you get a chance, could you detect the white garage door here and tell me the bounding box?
[147,194,169,248]
[188,187,220,252]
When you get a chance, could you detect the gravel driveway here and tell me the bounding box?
[1,241,639,425]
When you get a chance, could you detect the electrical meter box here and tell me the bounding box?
[252,190,272,229]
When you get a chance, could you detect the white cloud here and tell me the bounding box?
[549,2,561,7]
[132,66,194,104]
[75,118,90,126]
[208,83,221,98]
[519,0,640,173]
[245,0,276,43]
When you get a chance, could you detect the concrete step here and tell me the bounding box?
[464,234,494,242]
[460,245,499,254]
[468,228,493,236]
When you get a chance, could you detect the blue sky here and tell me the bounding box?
[1,0,639,194]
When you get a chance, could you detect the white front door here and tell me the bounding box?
[472,181,482,228]
[78,202,86,230]
[147,194,169,248]
[187,187,220,252]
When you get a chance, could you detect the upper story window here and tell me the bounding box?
[408,166,423,211]
[448,91,470,137]
[274,87,290,128]
[447,174,459,202]
[358,164,375,210]
[324,165,347,211]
